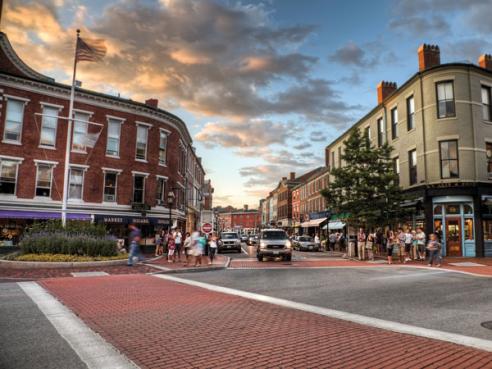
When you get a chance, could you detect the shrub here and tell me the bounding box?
[19,220,117,257]
[14,253,127,262]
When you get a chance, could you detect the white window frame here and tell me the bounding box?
[132,173,147,204]
[68,166,87,200]
[34,162,55,198]
[158,129,169,166]
[0,157,22,196]
[135,124,149,162]
[106,118,123,158]
[155,175,168,206]
[72,111,90,153]
[3,97,28,145]
[102,170,119,203]
[39,105,61,149]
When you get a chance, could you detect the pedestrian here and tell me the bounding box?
[365,231,375,261]
[174,228,183,262]
[208,232,218,265]
[415,227,426,261]
[191,230,202,267]
[127,223,143,266]
[426,233,442,267]
[357,228,366,260]
[386,229,395,264]
[329,231,337,253]
[167,232,176,263]
[397,228,405,263]
[338,232,346,252]
[154,231,162,257]
[314,233,321,251]
[404,227,413,263]
[375,228,383,256]
[183,232,192,266]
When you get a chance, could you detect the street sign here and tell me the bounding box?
[201,223,213,233]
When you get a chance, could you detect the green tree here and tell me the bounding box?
[321,128,406,230]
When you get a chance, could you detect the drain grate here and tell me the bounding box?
[480,321,492,330]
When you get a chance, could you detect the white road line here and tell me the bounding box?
[154,274,492,353]
[241,246,249,255]
[369,270,449,280]
[18,282,139,369]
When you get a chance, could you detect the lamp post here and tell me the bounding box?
[167,190,175,232]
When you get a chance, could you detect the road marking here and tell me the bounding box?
[369,270,449,280]
[18,282,139,369]
[155,274,492,353]
[71,271,109,277]
[241,246,249,255]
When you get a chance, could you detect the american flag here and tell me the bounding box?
[76,37,107,63]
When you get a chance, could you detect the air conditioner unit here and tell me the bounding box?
[105,195,115,202]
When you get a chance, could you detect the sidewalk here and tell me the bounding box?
[145,254,229,273]
[40,274,492,369]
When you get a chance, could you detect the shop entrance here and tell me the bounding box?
[446,217,462,257]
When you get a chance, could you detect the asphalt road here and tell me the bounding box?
[0,283,87,369]
[219,242,338,260]
[177,266,492,340]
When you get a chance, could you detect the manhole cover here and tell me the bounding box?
[480,321,492,330]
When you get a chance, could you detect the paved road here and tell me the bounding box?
[178,267,492,340]
[220,242,338,260]
[0,283,87,369]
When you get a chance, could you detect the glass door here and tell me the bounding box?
[445,218,462,256]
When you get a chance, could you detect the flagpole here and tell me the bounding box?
[61,29,80,227]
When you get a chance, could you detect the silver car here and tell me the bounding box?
[256,229,292,261]
[293,236,318,251]
[218,232,242,253]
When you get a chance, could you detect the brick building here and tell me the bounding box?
[0,31,207,244]
[217,207,260,233]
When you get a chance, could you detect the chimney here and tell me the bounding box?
[377,81,397,104]
[290,172,296,180]
[145,98,158,108]
[418,44,440,71]
[479,54,492,71]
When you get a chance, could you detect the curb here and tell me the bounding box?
[145,256,231,275]
[0,258,128,269]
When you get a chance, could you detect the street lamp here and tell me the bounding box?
[167,190,175,232]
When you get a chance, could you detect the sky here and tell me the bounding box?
[3,0,492,208]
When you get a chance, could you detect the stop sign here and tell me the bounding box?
[201,223,213,233]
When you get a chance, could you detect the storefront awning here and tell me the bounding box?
[0,210,90,220]
[323,221,346,230]
[301,217,327,228]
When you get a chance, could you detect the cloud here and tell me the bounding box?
[329,42,375,67]
[195,119,294,148]
[309,131,327,142]
[293,142,312,150]
[389,15,449,36]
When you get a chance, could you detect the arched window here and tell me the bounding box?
[433,205,443,215]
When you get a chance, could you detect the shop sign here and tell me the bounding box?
[131,217,150,225]
[153,218,170,225]
[102,216,125,224]
[309,210,331,220]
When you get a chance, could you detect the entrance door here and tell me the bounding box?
[445,218,462,257]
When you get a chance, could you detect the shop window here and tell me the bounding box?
[68,168,84,199]
[464,218,474,240]
[133,175,145,203]
[439,140,459,179]
[434,219,443,240]
[445,204,460,215]
[72,112,89,152]
[483,220,492,241]
[40,106,58,147]
[104,172,117,202]
[35,164,52,197]
[433,205,443,215]
[0,160,18,195]
[3,99,25,143]
[463,204,473,214]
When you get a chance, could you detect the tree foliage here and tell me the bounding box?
[321,128,407,229]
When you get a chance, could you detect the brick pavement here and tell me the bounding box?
[41,275,492,369]
[147,255,228,270]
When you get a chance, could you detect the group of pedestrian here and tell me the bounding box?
[356,226,442,266]
[327,231,346,252]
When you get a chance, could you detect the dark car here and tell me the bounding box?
[256,229,292,261]
[293,235,318,251]
[247,235,258,246]
[218,232,242,253]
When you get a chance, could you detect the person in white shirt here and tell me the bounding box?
[208,232,218,265]
[314,233,321,250]
[174,229,183,262]
[403,228,413,263]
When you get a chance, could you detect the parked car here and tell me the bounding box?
[240,234,249,242]
[293,235,318,251]
[218,232,242,253]
[256,229,292,262]
[247,235,258,246]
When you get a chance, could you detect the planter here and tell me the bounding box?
[0,258,128,269]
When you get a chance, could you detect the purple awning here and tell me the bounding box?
[0,210,91,220]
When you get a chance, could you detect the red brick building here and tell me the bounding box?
[217,208,260,233]
[0,31,207,244]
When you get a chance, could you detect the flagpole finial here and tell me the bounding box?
[76,29,80,37]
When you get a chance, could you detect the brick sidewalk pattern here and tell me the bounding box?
[147,255,228,270]
[41,275,492,369]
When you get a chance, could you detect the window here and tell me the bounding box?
[133,175,145,203]
[40,106,58,147]
[103,172,117,202]
[392,157,400,185]
[35,164,52,197]
[4,99,25,143]
[440,140,459,179]
[391,107,398,140]
[135,125,148,161]
[159,131,167,165]
[0,160,18,194]
[482,85,492,121]
[407,95,415,130]
[377,118,384,147]
[487,143,492,176]
[483,220,492,241]
[409,149,417,185]
[68,168,84,199]
[331,151,335,169]
[436,81,455,118]
[338,147,342,167]
[156,177,166,204]
[72,112,89,152]
[364,126,371,142]
[106,119,121,157]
